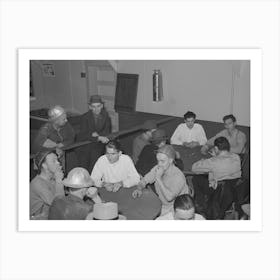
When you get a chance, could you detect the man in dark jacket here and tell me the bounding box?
[76,95,112,172]
[32,105,78,174]
[136,129,184,177]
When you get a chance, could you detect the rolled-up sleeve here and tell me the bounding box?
[170,125,183,145]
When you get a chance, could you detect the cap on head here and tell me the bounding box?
[151,129,168,144]
[34,149,54,170]
[88,95,103,105]
[157,144,176,160]
[93,202,119,220]
[142,120,157,131]
[62,167,94,188]
[48,105,65,121]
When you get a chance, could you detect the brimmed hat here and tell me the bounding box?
[63,167,94,188]
[88,95,103,105]
[92,202,126,220]
[48,105,66,120]
[151,129,168,144]
[34,149,55,170]
[142,120,157,131]
[157,145,176,160]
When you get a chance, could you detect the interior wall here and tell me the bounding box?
[30,60,88,114]
[117,60,250,126]
[30,60,250,126]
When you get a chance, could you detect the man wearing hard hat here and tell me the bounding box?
[48,167,102,220]
[32,105,78,173]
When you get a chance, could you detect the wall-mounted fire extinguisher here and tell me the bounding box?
[153,69,163,102]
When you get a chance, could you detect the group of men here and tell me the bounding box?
[30,94,248,220]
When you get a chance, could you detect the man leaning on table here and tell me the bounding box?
[192,136,241,214]
[132,145,190,215]
[170,111,207,148]
[91,140,140,192]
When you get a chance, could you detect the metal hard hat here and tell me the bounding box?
[62,167,94,188]
[48,105,66,120]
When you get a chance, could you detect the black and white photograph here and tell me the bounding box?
[19,49,261,231]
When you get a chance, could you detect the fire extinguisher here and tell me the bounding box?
[153,69,163,102]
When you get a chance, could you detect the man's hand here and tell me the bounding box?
[98,136,109,144]
[55,147,64,158]
[175,151,181,159]
[86,187,98,199]
[112,182,123,192]
[92,132,99,137]
[102,182,114,192]
[54,169,64,182]
[201,145,209,155]
[189,141,199,148]
[132,188,143,199]
[155,166,164,181]
[183,141,191,148]
[208,148,216,157]
[43,138,57,148]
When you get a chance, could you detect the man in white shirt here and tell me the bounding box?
[91,140,140,192]
[171,111,207,148]
[157,194,205,220]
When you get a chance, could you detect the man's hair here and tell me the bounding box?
[214,136,230,151]
[106,139,121,152]
[184,111,196,120]
[174,194,194,211]
[223,114,236,123]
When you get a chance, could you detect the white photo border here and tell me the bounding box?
[19,48,261,232]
